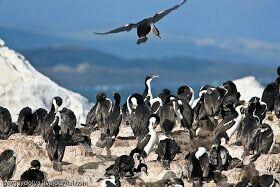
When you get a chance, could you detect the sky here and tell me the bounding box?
[0,0,280,62]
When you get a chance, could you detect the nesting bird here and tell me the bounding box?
[94,0,187,44]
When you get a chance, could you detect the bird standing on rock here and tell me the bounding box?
[20,160,45,187]
[94,0,187,44]
[0,149,16,182]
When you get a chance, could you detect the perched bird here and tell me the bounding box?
[86,92,112,130]
[245,123,274,162]
[105,148,142,177]
[97,93,122,156]
[204,88,222,125]
[58,107,77,142]
[185,147,210,185]
[215,105,244,143]
[20,160,45,186]
[125,163,148,179]
[143,75,158,102]
[177,85,195,107]
[156,134,181,169]
[159,96,177,134]
[46,118,67,171]
[137,114,160,158]
[0,149,16,182]
[209,138,242,172]
[247,97,267,123]
[43,96,63,142]
[94,0,187,44]
[0,107,13,140]
[100,175,121,187]
[274,86,280,118]
[261,82,278,112]
[18,107,48,136]
[127,93,151,139]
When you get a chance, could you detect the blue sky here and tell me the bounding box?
[0,0,279,63]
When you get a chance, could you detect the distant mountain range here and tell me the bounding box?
[0,26,278,101]
[20,46,277,101]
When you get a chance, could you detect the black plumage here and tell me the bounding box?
[177,85,194,106]
[94,0,187,44]
[46,118,67,171]
[18,107,48,136]
[20,160,45,187]
[185,147,209,184]
[105,148,142,177]
[159,96,177,134]
[96,93,122,155]
[0,149,16,182]
[127,93,151,139]
[247,97,267,123]
[274,90,280,118]
[86,92,112,130]
[59,107,77,140]
[176,98,194,138]
[204,88,222,124]
[261,82,278,112]
[246,123,274,162]
[43,97,63,142]
[156,135,181,169]
[0,107,13,140]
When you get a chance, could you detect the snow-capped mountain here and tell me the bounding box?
[0,38,91,125]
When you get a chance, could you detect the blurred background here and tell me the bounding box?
[0,0,279,102]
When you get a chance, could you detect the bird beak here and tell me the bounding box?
[145,171,149,176]
[152,75,159,79]
[158,35,161,39]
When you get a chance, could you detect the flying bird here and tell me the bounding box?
[94,0,187,44]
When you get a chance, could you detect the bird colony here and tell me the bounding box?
[1,0,280,185]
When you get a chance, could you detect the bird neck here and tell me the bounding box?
[144,79,152,100]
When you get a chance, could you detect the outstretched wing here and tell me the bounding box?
[94,23,137,35]
[152,0,187,23]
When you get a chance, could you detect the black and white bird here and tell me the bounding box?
[245,123,274,162]
[0,107,13,140]
[155,134,181,169]
[137,114,160,158]
[215,105,244,143]
[97,93,122,156]
[43,96,63,141]
[0,149,16,182]
[86,92,112,131]
[99,175,121,187]
[247,97,267,123]
[94,0,187,44]
[185,147,209,185]
[46,118,67,172]
[105,148,142,177]
[177,85,195,107]
[20,160,45,186]
[125,163,148,179]
[159,95,177,134]
[209,138,242,173]
[174,98,194,138]
[127,93,151,139]
[204,88,222,125]
[143,75,158,102]
[58,107,77,141]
